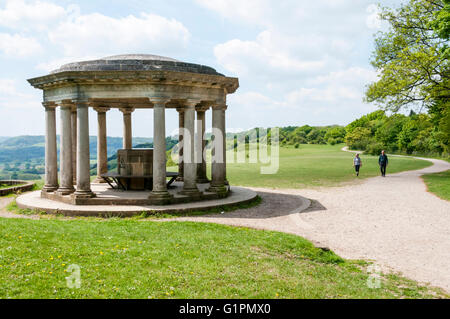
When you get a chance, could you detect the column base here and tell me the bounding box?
[178,187,203,199]
[55,187,75,196]
[196,177,210,184]
[207,184,229,198]
[93,176,107,184]
[148,191,173,205]
[42,185,58,193]
[72,190,96,199]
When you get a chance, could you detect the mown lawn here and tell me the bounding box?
[422,169,450,201]
[0,218,446,299]
[224,144,432,188]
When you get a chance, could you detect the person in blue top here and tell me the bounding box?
[379,150,388,177]
[353,153,362,176]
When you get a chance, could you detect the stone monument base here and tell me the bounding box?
[16,182,257,217]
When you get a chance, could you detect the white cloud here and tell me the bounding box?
[0,79,17,95]
[366,4,381,29]
[0,79,39,109]
[195,0,270,26]
[310,67,378,86]
[225,65,379,128]
[214,30,328,78]
[0,33,43,57]
[48,12,191,57]
[204,0,386,128]
[0,0,70,31]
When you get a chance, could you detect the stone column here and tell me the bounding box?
[56,103,75,195]
[71,108,77,184]
[196,108,209,183]
[94,107,110,183]
[207,104,228,196]
[120,108,134,149]
[176,108,184,181]
[148,99,173,204]
[179,101,202,198]
[73,101,95,198]
[42,103,58,193]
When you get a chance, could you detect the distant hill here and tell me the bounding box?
[0,136,154,164]
[0,136,12,143]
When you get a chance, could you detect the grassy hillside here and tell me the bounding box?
[0,218,445,299]
[224,144,432,189]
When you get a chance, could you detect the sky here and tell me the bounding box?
[0,0,400,137]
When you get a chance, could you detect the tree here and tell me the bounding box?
[375,113,408,151]
[432,0,450,59]
[325,126,347,144]
[397,114,433,153]
[365,0,449,112]
[346,110,386,134]
[345,127,373,151]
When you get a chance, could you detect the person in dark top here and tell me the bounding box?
[379,150,388,177]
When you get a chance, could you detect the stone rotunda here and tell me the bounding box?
[25,54,249,211]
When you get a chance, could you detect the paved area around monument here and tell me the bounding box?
[14,183,258,216]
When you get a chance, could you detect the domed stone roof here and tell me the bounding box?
[51,54,223,76]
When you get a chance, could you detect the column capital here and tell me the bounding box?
[119,107,135,114]
[212,104,228,111]
[196,106,209,112]
[72,99,90,107]
[93,106,111,113]
[58,100,74,109]
[184,99,201,109]
[196,101,213,112]
[151,98,170,107]
[42,102,57,109]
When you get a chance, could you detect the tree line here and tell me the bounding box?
[345,110,447,156]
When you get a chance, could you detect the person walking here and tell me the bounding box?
[379,150,388,177]
[353,153,362,176]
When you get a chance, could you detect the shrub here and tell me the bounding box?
[366,142,384,155]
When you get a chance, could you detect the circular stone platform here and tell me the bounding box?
[16,183,258,217]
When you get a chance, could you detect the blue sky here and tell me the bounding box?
[0,0,399,137]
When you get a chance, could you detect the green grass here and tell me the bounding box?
[422,170,450,201]
[0,218,446,299]
[225,144,432,188]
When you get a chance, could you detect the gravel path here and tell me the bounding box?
[174,156,450,292]
[0,197,38,219]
